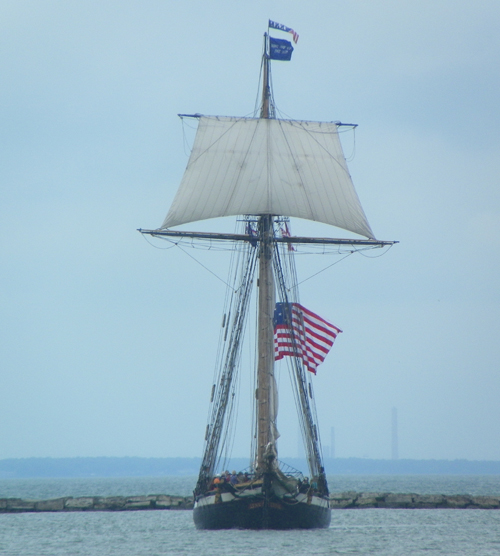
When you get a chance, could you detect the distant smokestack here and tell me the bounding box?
[330,426,335,459]
[391,407,399,460]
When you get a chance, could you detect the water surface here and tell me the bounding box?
[1,476,500,555]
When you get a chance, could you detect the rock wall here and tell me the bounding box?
[0,494,194,512]
[1,492,499,513]
[329,492,500,509]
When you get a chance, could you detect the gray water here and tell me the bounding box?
[1,475,500,500]
[1,476,500,555]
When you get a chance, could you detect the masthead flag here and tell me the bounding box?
[274,303,342,374]
[269,37,294,61]
[269,20,299,43]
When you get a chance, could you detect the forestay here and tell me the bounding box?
[162,116,374,239]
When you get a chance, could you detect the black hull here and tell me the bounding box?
[193,495,331,530]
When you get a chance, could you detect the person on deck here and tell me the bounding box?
[300,477,310,493]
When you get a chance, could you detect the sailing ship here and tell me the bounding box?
[140,24,396,529]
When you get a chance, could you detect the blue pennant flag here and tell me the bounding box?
[269,37,294,61]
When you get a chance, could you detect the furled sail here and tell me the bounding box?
[162,116,374,239]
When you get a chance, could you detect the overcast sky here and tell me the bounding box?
[1,0,499,463]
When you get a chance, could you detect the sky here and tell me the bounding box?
[1,0,500,463]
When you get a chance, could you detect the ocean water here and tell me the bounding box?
[2,475,500,500]
[1,476,500,555]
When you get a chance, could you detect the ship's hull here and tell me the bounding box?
[193,490,331,530]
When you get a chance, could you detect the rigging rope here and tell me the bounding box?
[194,218,258,493]
[174,243,236,290]
[272,221,326,480]
[140,233,177,250]
[180,116,198,157]
[357,243,395,258]
[294,252,354,288]
[345,125,356,162]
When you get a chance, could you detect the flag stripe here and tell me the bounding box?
[269,20,299,43]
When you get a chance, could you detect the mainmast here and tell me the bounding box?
[256,36,277,471]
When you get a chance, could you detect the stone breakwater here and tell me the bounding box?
[0,495,194,513]
[330,492,500,509]
[1,493,499,513]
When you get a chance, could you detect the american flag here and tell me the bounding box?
[274,303,342,374]
[269,20,299,44]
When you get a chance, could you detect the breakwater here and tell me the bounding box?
[329,492,500,509]
[0,494,193,512]
[1,492,500,513]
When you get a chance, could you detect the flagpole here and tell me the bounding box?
[260,34,271,120]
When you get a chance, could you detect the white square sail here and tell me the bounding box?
[162,116,374,239]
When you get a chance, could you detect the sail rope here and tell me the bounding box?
[215,248,257,474]
[192,217,334,495]
[144,225,391,299]
[194,219,258,495]
[211,219,248,472]
[272,220,327,484]
[293,252,354,289]
[140,233,178,249]
[357,243,396,257]
[180,116,198,157]
[272,236,311,470]
[173,243,236,290]
[345,125,356,162]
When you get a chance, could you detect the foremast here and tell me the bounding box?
[255,41,328,492]
[255,41,278,473]
[256,215,276,471]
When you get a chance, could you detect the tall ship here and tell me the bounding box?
[140,22,396,529]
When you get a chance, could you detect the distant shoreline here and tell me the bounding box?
[1,457,500,479]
